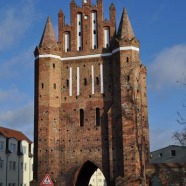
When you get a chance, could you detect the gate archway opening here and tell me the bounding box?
[75,161,107,186]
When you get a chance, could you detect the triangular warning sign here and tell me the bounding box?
[40,174,54,186]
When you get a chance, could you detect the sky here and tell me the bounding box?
[0,0,186,151]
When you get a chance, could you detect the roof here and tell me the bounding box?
[151,145,186,153]
[0,126,32,144]
[39,16,57,48]
[117,8,135,40]
[150,145,186,163]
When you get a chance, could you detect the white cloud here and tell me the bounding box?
[148,44,186,89]
[0,0,36,50]
[0,88,34,140]
[0,102,34,141]
[0,88,28,104]
[0,47,34,79]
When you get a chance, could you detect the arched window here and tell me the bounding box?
[96,108,100,126]
[80,109,84,127]
[127,75,130,81]
[96,77,99,84]
[84,78,87,85]
[66,79,69,87]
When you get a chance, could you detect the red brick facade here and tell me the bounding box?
[32,0,150,185]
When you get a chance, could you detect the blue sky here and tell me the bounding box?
[0,0,186,151]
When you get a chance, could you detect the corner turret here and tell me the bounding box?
[39,17,57,48]
[70,0,77,6]
[109,3,116,39]
[117,8,135,41]
[82,0,91,6]
[58,9,65,44]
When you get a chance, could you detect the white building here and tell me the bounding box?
[89,168,107,186]
[0,126,33,186]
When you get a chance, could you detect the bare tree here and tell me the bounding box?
[172,129,186,146]
[172,75,186,145]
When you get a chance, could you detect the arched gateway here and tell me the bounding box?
[31,0,150,185]
[74,161,102,186]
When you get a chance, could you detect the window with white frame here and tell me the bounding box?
[10,143,16,153]
[0,160,3,169]
[0,141,4,151]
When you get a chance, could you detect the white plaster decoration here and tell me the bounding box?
[35,46,140,61]
[100,64,104,94]
[91,65,94,94]
[70,67,72,96]
[65,32,70,52]
[104,28,110,48]
[77,13,82,51]
[77,67,80,96]
[92,12,97,49]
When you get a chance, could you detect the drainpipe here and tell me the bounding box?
[18,155,20,186]
[6,151,10,186]
[6,138,11,186]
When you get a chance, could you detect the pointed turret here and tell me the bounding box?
[39,17,57,48]
[70,0,77,6]
[58,9,65,44]
[109,3,115,11]
[109,3,116,38]
[117,8,135,40]
[82,0,91,6]
[58,9,64,16]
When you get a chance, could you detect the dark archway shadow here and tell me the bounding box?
[75,160,105,186]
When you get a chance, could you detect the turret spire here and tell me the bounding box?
[70,0,77,6]
[39,17,57,48]
[109,3,115,11]
[117,8,135,40]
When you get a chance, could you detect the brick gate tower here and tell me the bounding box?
[32,0,150,185]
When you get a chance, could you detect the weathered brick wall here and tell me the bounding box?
[32,1,150,186]
[146,163,186,186]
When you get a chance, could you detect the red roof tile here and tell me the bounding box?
[0,126,32,144]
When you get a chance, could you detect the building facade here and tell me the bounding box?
[151,145,186,164]
[89,168,107,186]
[32,0,150,185]
[147,145,186,185]
[0,126,33,186]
